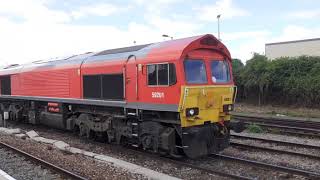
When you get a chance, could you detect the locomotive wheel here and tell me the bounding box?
[94,132,108,143]
[79,123,90,138]
[141,134,158,152]
[73,125,80,135]
[9,111,16,121]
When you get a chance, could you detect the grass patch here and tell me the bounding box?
[247,123,264,133]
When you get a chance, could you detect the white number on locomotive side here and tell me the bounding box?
[152,92,165,98]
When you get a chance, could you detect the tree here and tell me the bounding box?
[240,53,270,106]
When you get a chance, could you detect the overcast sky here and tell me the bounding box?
[0,0,319,66]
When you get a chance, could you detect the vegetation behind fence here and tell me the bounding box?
[232,54,320,107]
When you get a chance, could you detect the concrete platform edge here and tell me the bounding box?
[0,169,15,180]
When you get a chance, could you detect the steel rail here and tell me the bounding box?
[0,142,88,180]
[233,114,320,125]
[164,157,252,180]
[231,134,320,150]
[230,142,320,160]
[276,129,320,137]
[210,154,320,178]
[233,115,320,130]
[243,122,320,138]
[242,121,320,134]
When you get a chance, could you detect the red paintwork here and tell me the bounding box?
[0,34,233,107]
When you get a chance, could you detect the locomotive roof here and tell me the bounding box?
[0,34,231,76]
[94,44,152,56]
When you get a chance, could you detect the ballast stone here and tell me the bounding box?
[3,128,20,135]
[82,151,98,157]
[15,134,27,139]
[33,137,57,144]
[67,147,83,154]
[0,127,7,133]
[0,168,16,180]
[53,141,70,151]
[0,128,180,180]
[26,130,39,138]
[93,155,180,180]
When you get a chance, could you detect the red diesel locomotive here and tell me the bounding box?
[0,34,242,158]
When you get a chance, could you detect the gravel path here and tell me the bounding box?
[0,145,63,180]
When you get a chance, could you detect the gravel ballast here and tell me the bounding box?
[0,134,147,180]
[3,124,227,180]
[3,123,319,179]
[0,145,63,180]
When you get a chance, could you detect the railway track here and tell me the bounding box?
[126,148,252,180]
[137,148,320,179]
[129,145,320,179]
[210,154,320,179]
[231,134,320,150]
[5,123,319,179]
[232,114,320,137]
[232,114,320,129]
[0,142,87,180]
[230,141,320,160]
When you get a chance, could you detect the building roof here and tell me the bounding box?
[266,37,320,46]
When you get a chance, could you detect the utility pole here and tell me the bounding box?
[217,14,221,41]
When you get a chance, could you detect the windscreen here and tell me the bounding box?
[211,60,230,83]
[184,59,207,84]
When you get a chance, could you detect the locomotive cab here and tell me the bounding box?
[178,49,237,158]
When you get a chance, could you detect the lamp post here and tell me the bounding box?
[217,14,221,40]
[162,34,173,40]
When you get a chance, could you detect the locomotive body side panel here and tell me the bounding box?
[135,60,181,109]
[16,69,70,97]
[9,59,83,99]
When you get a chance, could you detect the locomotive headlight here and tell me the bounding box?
[186,108,199,117]
[223,104,234,112]
[189,109,195,116]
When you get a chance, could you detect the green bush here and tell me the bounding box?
[233,54,320,107]
[247,123,264,133]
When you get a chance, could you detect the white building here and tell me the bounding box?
[265,38,320,59]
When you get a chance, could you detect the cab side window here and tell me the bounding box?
[147,63,176,86]
[147,65,157,85]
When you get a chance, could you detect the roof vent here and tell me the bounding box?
[94,44,152,56]
[200,37,218,46]
[4,64,19,69]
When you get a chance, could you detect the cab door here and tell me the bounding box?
[125,55,138,102]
